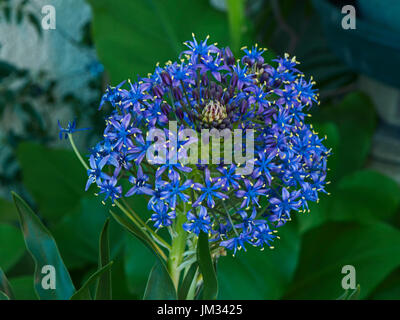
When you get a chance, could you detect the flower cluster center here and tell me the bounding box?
[201,100,227,124]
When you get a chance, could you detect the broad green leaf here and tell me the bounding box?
[143,262,177,300]
[110,210,166,262]
[0,197,17,223]
[297,199,330,235]
[0,223,25,272]
[368,267,400,300]
[95,219,112,300]
[9,276,37,300]
[89,0,230,82]
[285,222,400,299]
[197,232,218,300]
[124,234,156,297]
[16,142,86,222]
[218,222,300,299]
[70,261,114,300]
[178,263,198,300]
[336,170,400,220]
[298,169,400,233]
[12,192,75,300]
[0,268,14,299]
[312,92,376,182]
[52,196,124,269]
[112,256,140,300]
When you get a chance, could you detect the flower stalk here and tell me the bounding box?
[167,209,189,289]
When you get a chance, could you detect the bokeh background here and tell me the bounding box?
[1,0,400,299]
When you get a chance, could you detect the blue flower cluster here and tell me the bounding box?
[87,35,329,254]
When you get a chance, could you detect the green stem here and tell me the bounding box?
[67,133,169,258]
[227,0,245,54]
[68,134,89,171]
[168,209,188,289]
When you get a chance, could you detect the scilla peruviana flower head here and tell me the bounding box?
[82,34,330,256]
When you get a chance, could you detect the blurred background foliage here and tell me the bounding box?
[0,0,399,300]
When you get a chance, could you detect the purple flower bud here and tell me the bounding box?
[273,78,282,88]
[204,88,210,100]
[161,102,171,115]
[188,111,195,122]
[176,107,184,120]
[161,71,172,86]
[216,85,223,100]
[260,72,269,84]
[228,85,235,98]
[221,74,228,85]
[152,85,164,98]
[210,81,216,92]
[230,73,238,88]
[209,87,216,99]
[242,56,253,66]
[193,88,199,101]
[224,47,235,66]
[201,73,209,86]
[173,87,183,101]
[240,99,248,114]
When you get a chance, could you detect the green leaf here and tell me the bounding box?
[143,262,177,300]
[218,222,300,299]
[52,196,124,269]
[124,234,156,297]
[313,92,376,182]
[70,261,114,300]
[178,262,198,300]
[337,285,360,300]
[298,169,400,233]
[17,142,86,222]
[0,268,14,299]
[0,197,17,223]
[110,210,166,262]
[336,170,400,221]
[347,285,361,300]
[95,219,112,300]
[111,256,139,300]
[9,276,37,300]
[0,223,25,272]
[197,232,218,300]
[0,291,10,300]
[227,0,245,53]
[368,267,400,299]
[89,0,230,82]
[285,222,400,299]
[12,192,75,300]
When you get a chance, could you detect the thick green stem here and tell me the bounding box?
[167,210,188,289]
